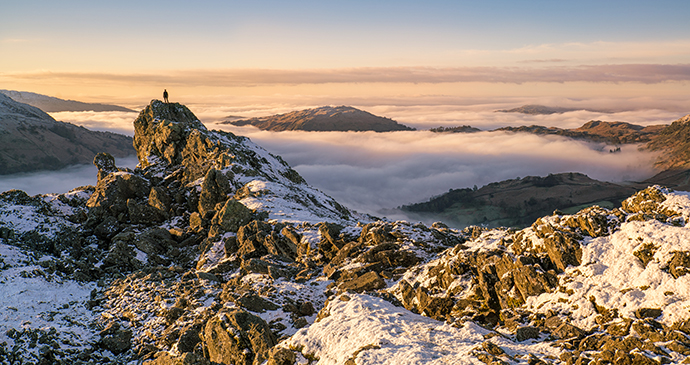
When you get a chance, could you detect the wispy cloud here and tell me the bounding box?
[4,64,690,87]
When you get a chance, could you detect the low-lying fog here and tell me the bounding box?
[3,102,682,218]
[0,156,139,196]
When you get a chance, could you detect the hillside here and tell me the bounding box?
[225,105,415,132]
[497,120,665,144]
[0,89,134,112]
[3,101,690,364]
[647,114,690,170]
[401,172,639,228]
[0,93,134,174]
[495,104,581,115]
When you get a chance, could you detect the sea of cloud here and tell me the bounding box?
[5,101,683,219]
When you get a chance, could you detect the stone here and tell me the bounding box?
[236,293,280,313]
[149,186,171,215]
[668,251,690,278]
[144,353,210,365]
[267,347,296,365]
[203,309,277,365]
[543,231,582,272]
[635,307,663,319]
[551,323,585,340]
[133,228,175,256]
[177,324,202,353]
[87,171,151,218]
[210,199,255,235]
[93,152,118,182]
[98,322,132,355]
[339,271,386,292]
[198,168,233,216]
[516,326,540,342]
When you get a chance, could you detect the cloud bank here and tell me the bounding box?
[4,64,690,87]
[25,105,679,222]
[210,124,658,217]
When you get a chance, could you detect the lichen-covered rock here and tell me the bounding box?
[87,171,150,219]
[198,168,233,216]
[209,199,255,236]
[94,152,118,182]
[203,309,277,365]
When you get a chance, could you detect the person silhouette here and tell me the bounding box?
[163,89,169,103]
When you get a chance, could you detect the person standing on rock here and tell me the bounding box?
[163,89,169,103]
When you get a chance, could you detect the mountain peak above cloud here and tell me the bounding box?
[225,105,415,132]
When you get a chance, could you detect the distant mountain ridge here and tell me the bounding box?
[497,120,666,144]
[0,93,134,174]
[0,89,134,113]
[495,104,603,114]
[224,105,415,132]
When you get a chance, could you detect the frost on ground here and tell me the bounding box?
[0,242,97,361]
[286,293,561,365]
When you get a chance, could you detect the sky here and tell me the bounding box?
[1,0,689,106]
[2,1,690,220]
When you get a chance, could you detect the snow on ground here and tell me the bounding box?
[526,216,690,329]
[0,241,97,356]
[286,294,561,365]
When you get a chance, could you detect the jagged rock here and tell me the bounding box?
[237,220,273,259]
[516,326,540,342]
[177,324,202,353]
[133,228,175,256]
[236,293,280,313]
[622,186,681,223]
[148,187,171,216]
[542,231,582,272]
[198,168,233,216]
[635,307,662,319]
[318,222,345,260]
[203,309,277,365]
[128,198,165,224]
[339,271,386,292]
[87,171,150,219]
[101,240,143,272]
[144,353,210,365]
[94,152,118,182]
[98,322,132,355]
[210,199,255,236]
[266,347,297,365]
[667,251,690,278]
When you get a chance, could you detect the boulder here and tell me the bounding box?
[667,251,690,278]
[210,199,254,236]
[98,322,132,355]
[93,152,118,182]
[267,347,296,365]
[339,271,386,292]
[203,309,277,365]
[198,168,233,216]
[87,171,150,219]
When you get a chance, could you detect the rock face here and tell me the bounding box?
[0,93,134,174]
[5,100,690,365]
[225,105,415,132]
